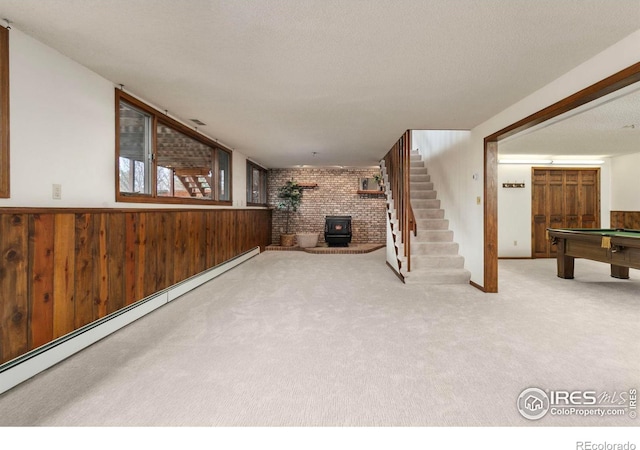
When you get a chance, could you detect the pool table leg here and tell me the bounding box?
[555,239,574,279]
[611,265,629,279]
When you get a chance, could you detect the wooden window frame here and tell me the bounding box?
[246,160,268,206]
[115,89,232,205]
[0,27,9,198]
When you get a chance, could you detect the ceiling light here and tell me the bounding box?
[498,159,604,165]
[551,160,604,165]
[498,159,552,164]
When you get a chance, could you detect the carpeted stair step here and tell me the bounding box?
[411,255,466,270]
[410,167,429,175]
[410,154,422,161]
[415,218,449,229]
[414,230,453,242]
[410,160,425,167]
[410,174,431,183]
[413,208,445,219]
[411,198,440,209]
[411,181,434,191]
[411,190,437,199]
[404,268,471,285]
[411,241,459,255]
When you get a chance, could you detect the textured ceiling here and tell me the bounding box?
[1,0,639,167]
[499,84,640,158]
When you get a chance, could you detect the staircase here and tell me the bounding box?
[402,151,471,284]
[175,173,212,198]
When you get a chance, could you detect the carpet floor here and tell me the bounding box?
[0,249,638,426]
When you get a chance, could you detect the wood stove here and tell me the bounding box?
[324,215,352,247]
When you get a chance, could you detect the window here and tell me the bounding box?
[0,26,9,198]
[119,102,152,194]
[156,124,212,199]
[246,161,267,205]
[116,90,232,204]
[217,149,230,201]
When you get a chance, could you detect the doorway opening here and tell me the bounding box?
[483,62,640,293]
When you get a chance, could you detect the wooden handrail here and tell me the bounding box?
[383,130,416,273]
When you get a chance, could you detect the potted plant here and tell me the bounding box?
[276,180,303,246]
[373,172,384,190]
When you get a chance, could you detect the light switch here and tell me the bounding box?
[476,196,481,205]
[52,184,62,200]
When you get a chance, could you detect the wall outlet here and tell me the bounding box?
[476,196,481,205]
[52,184,62,200]
[514,240,518,246]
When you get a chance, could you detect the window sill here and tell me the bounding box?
[117,193,232,206]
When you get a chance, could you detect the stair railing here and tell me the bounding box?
[383,130,417,273]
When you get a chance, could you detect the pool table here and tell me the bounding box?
[547,228,640,279]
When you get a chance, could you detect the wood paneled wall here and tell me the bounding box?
[0,208,271,364]
[611,211,640,230]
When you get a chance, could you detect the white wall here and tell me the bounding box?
[6,28,114,207]
[232,151,248,208]
[412,130,477,264]
[611,152,640,211]
[497,164,533,258]
[462,29,640,286]
[1,28,253,209]
[497,162,611,258]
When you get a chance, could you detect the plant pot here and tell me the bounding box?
[280,233,296,247]
[296,232,319,248]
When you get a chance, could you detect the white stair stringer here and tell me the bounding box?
[380,160,405,276]
[402,151,471,285]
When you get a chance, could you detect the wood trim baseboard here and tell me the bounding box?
[498,257,533,260]
[386,261,405,283]
[0,26,9,198]
[469,280,485,292]
[0,206,265,214]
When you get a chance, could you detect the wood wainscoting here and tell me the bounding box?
[611,211,640,229]
[0,208,271,365]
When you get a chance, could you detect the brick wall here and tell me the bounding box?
[268,168,386,245]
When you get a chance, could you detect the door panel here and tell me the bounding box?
[580,171,599,228]
[531,172,549,258]
[531,168,600,258]
[533,218,549,257]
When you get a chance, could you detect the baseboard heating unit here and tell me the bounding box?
[0,247,261,395]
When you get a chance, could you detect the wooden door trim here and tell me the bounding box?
[0,26,9,198]
[482,62,640,293]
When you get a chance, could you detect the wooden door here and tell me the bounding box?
[531,168,600,258]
